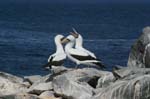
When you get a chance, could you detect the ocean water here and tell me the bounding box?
[0,3,150,76]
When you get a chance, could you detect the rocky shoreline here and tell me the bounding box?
[1,27,150,99]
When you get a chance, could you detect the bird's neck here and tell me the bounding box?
[55,40,64,54]
[65,42,74,50]
[75,41,83,48]
[75,35,83,48]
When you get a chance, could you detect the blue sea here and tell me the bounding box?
[0,2,150,76]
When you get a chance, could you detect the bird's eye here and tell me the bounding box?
[61,37,65,41]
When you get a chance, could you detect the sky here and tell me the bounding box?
[0,0,150,4]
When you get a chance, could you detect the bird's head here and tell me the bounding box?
[70,28,79,38]
[55,34,66,43]
[70,32,79,38]
[61,35,75,44]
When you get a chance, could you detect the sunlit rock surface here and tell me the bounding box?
[28,82,53,95]
[53,75,93,99]
[0,66,150,99]
[0,72,28,96]
[24,75,43,85]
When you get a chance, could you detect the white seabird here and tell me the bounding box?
[62,35,104,69]
[43,35,66,70]
[71,28,96,58]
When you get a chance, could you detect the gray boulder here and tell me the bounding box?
[52,75,93,99]
[0,72,24,83]
[28,82,53,95]
[51,68,114,99]
[0,72,28,96]
[128,26,150,68]
[93,75,150,99]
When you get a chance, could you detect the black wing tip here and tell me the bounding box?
[94,62,106,69]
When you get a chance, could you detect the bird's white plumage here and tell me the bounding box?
[47,35,66,65]
[48,53,66,62]
[65,35,103,67]
[66,48,89,56]
[75,34,96,58]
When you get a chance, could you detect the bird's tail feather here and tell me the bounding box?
[93,62,105,69]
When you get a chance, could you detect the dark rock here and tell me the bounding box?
[87,76,100,88]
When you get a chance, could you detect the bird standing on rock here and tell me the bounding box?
[61,32,105,69]
[72,28,97,58]
[43,35,66,73]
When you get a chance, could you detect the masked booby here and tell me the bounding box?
[71,28,97,58]
[62,35,104,69]
[43,35,66,71]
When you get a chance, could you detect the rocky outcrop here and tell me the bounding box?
[0,67,115,99]
[53,75,93,99]
[93,67,150,99]
[0,72,28,96]
[128,26,150,68]
[1,66,150,99]
[51,67,114,99]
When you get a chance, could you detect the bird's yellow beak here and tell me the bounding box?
[61,38,70,44]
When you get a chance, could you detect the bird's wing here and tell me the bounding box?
[43,55,54,68]
[68,48,97,61]
[71,54,96,61]
[53,53,66,61]
[48,53,56,62]
[79,47,97,59]
[68,48,89,56]
[44,53,66,68]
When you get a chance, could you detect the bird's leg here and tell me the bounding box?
[75,64,78,69]
[50,68,54,75]
[46,68,54,82]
